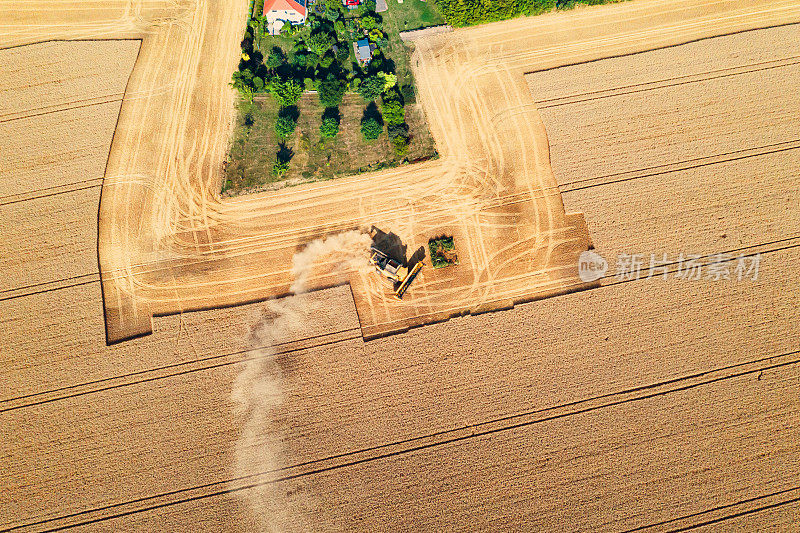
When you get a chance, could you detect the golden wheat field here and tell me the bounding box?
[1,0,799,531]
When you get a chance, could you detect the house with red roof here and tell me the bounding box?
[263,0,307,35]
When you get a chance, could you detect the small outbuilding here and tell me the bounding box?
[355,38,371,63]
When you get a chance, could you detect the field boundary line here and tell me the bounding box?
[7,349,799,532]
[0,278,101,302]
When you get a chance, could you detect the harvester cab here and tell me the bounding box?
[368,245,423,300]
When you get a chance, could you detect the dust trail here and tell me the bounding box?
[230,230,372,532]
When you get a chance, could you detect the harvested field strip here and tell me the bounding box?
[534,55,800,108]
[558,139,800,193]
[0,327,361,413]
[11,351,799,531]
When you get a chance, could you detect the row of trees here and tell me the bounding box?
[433,0,612,26]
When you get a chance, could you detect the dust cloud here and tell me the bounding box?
[230,230,371,531]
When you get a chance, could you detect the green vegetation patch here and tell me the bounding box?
[433,0,623,27]
[222,93,436,195]
[224,0,445,195]
[428,235,458,268]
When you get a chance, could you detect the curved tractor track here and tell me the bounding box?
[2,0,798,342]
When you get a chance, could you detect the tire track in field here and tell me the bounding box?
[7,347,799,532]
[0,93,126,123]
[0,327,361,412]
[0,179,103,206]
[534,55,800,108]
[558,139,800,193]
[623,486,800,532]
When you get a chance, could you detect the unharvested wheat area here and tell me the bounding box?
[1,0,799,531]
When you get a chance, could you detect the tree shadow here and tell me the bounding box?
[362,102,383,125]
[323,106,341,123]
[278,105,300,121]
[277,142,294,163]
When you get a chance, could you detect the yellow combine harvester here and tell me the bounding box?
[368,246,423,299]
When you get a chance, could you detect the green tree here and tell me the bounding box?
[230,70,254,101]
[320,53,335,69]
[378,72,397,92]
[273,159,290,177]
[336,44,350,63]
[361,117,382,140]
[275,115,298,138]
[252,76,265,92]
[270,79,304,106]
[318,74,346,107]
[391,135,409,157]
[360,15,378,30]
[382,99,405,125]
[320,116,340,138]
[334,19,346,36]
[358,75,384,101]
[307,31,334,57]
[266,46,286,68]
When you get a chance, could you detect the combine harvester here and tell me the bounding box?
[368,247,423,299]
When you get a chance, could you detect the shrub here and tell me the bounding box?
[428,236,458,268]
[320,53,334,69]
[387,123,409,140]
[272,159,290,177]
[391,135,409,157]
[434,0,601,27]
[361,15,378,30]
[334,19,346,35]
[358,74,384,101]
[360,117,382,140]
[266,46,286,68]
[336,44,350,63]
[307,31,334,57]
[269,78,304,106]
[275,114,297,138]
[320,116,340,138]
[382,99,405,126]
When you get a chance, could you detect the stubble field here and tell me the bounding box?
[2,0,799,531]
